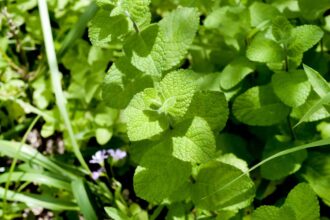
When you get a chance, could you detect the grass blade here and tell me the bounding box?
[58,2,98,58]
[0,172,72,191]
[2,116,40,214]
[294,92,330,128]
[200,137,330,201]
[0,187,78,211]
[71,179,99,220]
[0,140,79,179]
[37,0,90,173]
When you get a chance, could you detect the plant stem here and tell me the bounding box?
[37,0,91,174]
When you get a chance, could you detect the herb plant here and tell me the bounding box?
[1,0,330,219]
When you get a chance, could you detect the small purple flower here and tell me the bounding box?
[89,150,108,164]
[108,149,127,161]
[91,168,105,180]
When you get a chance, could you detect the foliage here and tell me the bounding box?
[1,0,330,219]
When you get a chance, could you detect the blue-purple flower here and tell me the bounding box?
[89,149,127,165]
[107,149,127,161]
[89,150,108,164]
[92,168,105,180]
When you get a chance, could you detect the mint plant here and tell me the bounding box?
[1,0,330,219]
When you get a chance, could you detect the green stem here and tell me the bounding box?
[150,205,164,220]
[37,0,91,174]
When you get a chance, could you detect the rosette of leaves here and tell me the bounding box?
[246,15,323,70]
[100,6,255,213]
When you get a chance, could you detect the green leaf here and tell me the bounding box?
[298,0,330,20]
[133,141,192,203]
[95,127,113,145]
[184,91,229,131]
[125,7,199,75]
[303,64,330,97]
[249,2,280,27]
[102,57,154,109]
[272,70,311,107]
[192,161,255,211]
[88,0,151,47]
[252,206,296,220]
[220,57,255,90]
[232,85,290,126]
[171,117,216,163]
[272,16,293,42]
[260,138,307,180]
[112,0,151,28]
[71,179,99,220]
[247,34,284,63]
[216,133,253,162]
[125,70,197,141]
[287,25,323,57]
[204,6,249,40]
[252,183,319,220]
[295,92,330,127]
[300,152,330,206]
[291,91,330,122]
[105,207,130,220]
[125,88,169,141]
[217,153,249,173]
[158,70,196,121]
[89,11,129,47]
[284,183,320,220]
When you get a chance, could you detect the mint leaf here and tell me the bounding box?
[133,141,192,203]
[171,117,216,163]
[247,34,284,63]
[291,91,330,122]
[217,153,249,173]
[184,91,229,131]
[298,0,330,20]
[272,16,293,42]
[89,0,151,47]
[192,161,255,211]
[300,152,330,206]
[232,85,290,126]
[125,88,169,141]
[220,57,255,90]
[102,58,154,109]
[284,183,320,220]
[89,11,128,47]
[95,128,113,145]
[158,70,196,122]
[124,25,161,77]
[249,2,280,27]
[287,25,323,57]
[111,0,151,28]
[272,70,311,107]
[156,7,199,72]
[204,6,249,39]
[124,70,197,141]
[216,133,253,162]
[252,183,319,220]
[252,206,296,220]
[261,138,307,180]
[124,7,199,76]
